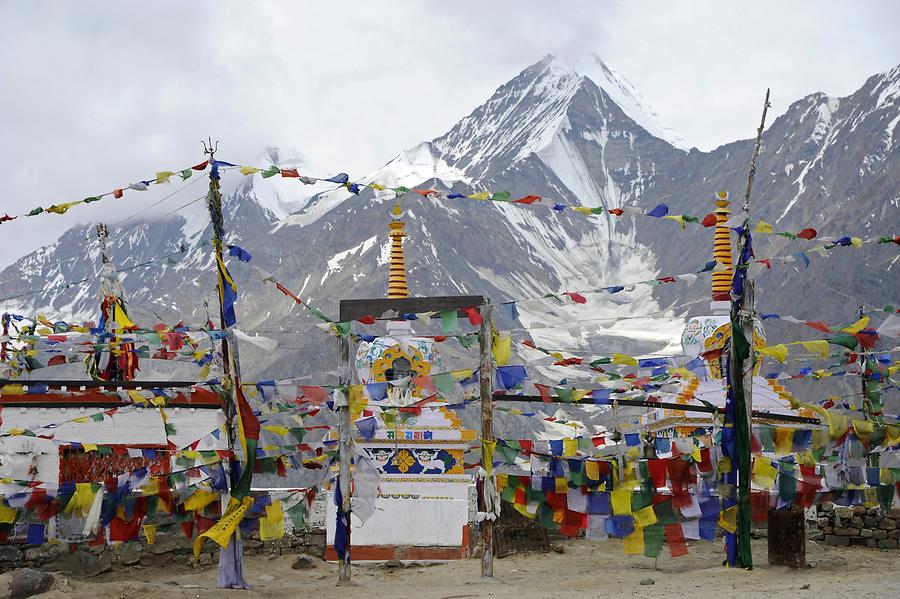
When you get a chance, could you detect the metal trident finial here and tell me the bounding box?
[201,137,219,159]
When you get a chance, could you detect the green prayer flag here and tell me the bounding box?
[495,443,520,465]
[179,169,192,180]
[642,524,665,558]
[27,207,44,216]
[457,333,478,349]
[332,322,351,337]
[261,165,280,178]
[285,501,305,529]
[553,387,574,403]
[432,373,457,398]
[777,461,797,502]
[828,332,858,349]
[83,196,101,203]
[90,413,104,422]
[491,191,510,201]
[757,425,775,452]
[440,310,459,333]
[653,500,677,525]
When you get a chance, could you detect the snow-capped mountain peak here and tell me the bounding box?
[555,53,688,150]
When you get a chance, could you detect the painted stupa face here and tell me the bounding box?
[354,322,441,393]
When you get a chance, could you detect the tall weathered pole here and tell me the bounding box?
[479,302,494,578]
[202,139,247,587]
[729,89,770,570]
[337,333,352,583]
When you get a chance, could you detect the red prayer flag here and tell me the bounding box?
[701,213,717,227]
[191,160,209,171]
[280,168,300,178]
[413,188,435,196]
[513,195,542,204]
[664,523,689,557]
[113,189,123,199]
[647,459,668,488]
[356,315,376,325]
[796,228,817,240]
[803,320,832,333]
[534,383,553,403]
[564,292,587,304]
[461,307,483,325]
[608,208,624,216]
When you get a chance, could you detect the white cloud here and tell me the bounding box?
[1,0,897,267]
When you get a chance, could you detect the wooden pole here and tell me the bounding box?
[202,140,248,586]
[730,89,770,570]
[479,302,494,578]
[338,333,352,583]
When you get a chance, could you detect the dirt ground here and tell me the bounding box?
[13,538,900,599]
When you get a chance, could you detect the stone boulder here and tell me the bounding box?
[8,568,53,599]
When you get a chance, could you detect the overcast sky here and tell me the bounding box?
[2,0,898,268]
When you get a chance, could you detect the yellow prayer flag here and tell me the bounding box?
[348,385,367,420]
[852,419,874,437]
[263,425,290,436]
[623,526,645,554]
[64,483,96,517]
[774,428,793,456]
[1,384,26,395]
[754,220,774,234]
[841,316,869,334]
[634,505,658,527]
[184,489,218,512]
[259,501,285,541]
[555,477,568,494]
[573,207,593,214]
[155,171,175,184]
[45,201,79,215]
[193,496,253,559]
[112,302,134,330]
[0,502,17,525]
[492,331,511,366]
[664,214,686,228]
[611,487,632,515]
[585,460,600,481]
[238,166,260,175]
[469,191,490,200]
[851,237,862,248]
[83,443,98,453]
[370,183,385,191]
[482,440,496,477]
[142,524,156,545]
[799,340,829,359]
[718,505,737,534]
[562,438,577,457]
[612,353,638,367]
[759,344,788,363]
[751,458,778,490]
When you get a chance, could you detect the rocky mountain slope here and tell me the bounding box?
[1,56,897,387]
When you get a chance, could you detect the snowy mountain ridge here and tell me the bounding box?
[1,56,898,383]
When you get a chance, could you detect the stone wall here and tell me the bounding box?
[0,528,327,575]
[815,503,900,549]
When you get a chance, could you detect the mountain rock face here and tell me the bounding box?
[2,56,898,388]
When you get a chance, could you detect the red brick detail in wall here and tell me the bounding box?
[324,525,470,561]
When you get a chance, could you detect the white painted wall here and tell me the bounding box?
[325,480,472,547]
[0,407,226,494]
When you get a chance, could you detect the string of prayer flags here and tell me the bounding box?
[4,160,210,223]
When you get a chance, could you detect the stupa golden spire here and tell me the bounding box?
[387,203,409,298]
[711,193,733,302]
